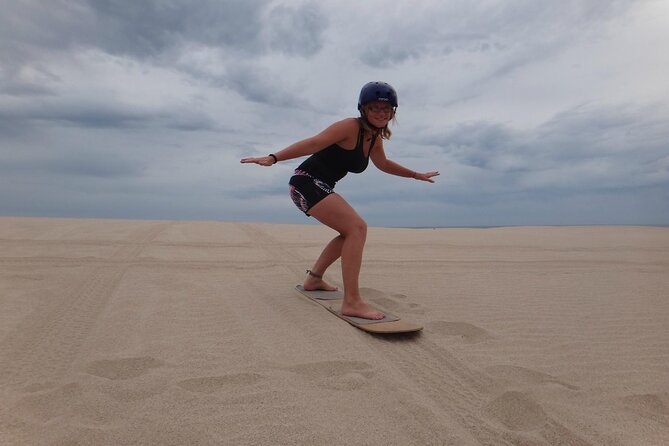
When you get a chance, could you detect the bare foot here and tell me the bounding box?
[303,275,338,292]
[341,300,385,320]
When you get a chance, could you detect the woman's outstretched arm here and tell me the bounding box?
[370,142,440,182]
[240,118,357,166]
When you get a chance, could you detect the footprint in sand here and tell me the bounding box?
[85,356,164,380]
[485,365,579,391]
[485,391,548,431]
[7,273,45,282]
[23,381,57,393]
[622,393,669,421]
[361,288,424,314]
[426,321,492,343]
[287,360,375,391]
[15,382,83,423]
[178,373,264,393]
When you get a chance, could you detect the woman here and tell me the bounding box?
[241,81,439,320]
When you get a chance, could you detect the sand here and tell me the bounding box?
[0,217,667,445]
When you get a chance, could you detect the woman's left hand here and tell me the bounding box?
[414,171,440,183]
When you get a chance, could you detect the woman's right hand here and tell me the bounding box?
[240,155,275,166]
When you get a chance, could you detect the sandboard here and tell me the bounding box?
[294,285,423,334]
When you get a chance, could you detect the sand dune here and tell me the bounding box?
[0,217,667,445]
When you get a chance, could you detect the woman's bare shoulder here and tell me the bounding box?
[315,117,360,142]
[326,117,360,131]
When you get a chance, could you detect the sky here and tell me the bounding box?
[1,0,668,227]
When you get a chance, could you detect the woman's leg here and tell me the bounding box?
[307,193,384,320]
[303,235,344,291]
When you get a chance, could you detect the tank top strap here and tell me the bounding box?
[355,119,377,158]
[368,133,378,157]
[356,122,365,150]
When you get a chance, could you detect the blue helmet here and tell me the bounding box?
[357,81,398,110]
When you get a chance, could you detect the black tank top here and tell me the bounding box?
[297,120,377,187]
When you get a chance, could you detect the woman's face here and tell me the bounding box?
[364,101,394,128]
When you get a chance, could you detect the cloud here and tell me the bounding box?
[0,0,327,77]
[85,0,270,57]
[43,150,147,178]
[262,3,326,56]
[352,1,581,64]
[0,0,268,57]
[0,0,329,111]
[408,101,669,204]
[0,115,152,176]
[222,62,307,108]
[0,97,217,134]
[0,0,667,226]
[0,64,60,97]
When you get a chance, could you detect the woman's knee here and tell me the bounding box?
[343,218,367,239]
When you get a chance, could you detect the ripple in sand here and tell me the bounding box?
[362,287,424,314]
[288,360,374,379]
[369,296,401,310]
[485,391,548,431]
[85,356,164,380]
[427,321,492,343]
[178,373,264,393]
[322,373,370,391]
[623,393,669,419]
[15,382,83,423]
[287,360,375,391]
[485,365,579,390]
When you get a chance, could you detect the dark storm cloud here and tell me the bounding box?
[43,150,146,178]
[0,1,90,55]
[0,0,328,115]
[0,0,268,58]
[0,0,327,60]
[0,101,216,132]
[421,102,669,193]
[429,121,519,171]
[264,3,326,56]
[357,0,641,67]
[0,146,145,179]
[86,0,268,57]
[222,63,307,108]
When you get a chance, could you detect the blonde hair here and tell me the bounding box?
[359,105,397,140]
